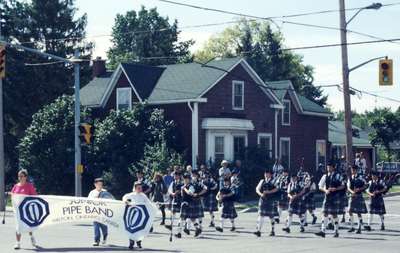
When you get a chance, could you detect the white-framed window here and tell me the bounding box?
[258,133,272,160]
[233,135,246,161]
[232,80,244,110]
[116,87,132,110]
[214,136,225,163]
[282,99,291,126]
[280,137,291,169]
[316,139,327,170]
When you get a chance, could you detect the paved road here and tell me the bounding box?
[1,196,400,253]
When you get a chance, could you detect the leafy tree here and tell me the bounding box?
[1,0,92,184]
[107,6,194,68]
[195,20,327,106]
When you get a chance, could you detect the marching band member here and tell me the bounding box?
[136,171,152,196]
[364,172,387,231]
[216,177,238,232]
[347,165,368,234]
[166,172,183,231]
[254,169,279,237]
[303,174,318,226]
[315,163,345,238]
[275,169,290,223]
[191,171,207,230]
[201,171,219,227]
[10,169,38,250]
[282,174,306,233]
[150,173,168,225]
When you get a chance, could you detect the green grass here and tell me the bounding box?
[389,185,400,193]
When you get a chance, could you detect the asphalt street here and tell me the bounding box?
[1,195,400,253]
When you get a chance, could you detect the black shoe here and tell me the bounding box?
[253,231,261,237]
[364,225,372,231]
[348,227,355,232]
[160,221,165,226]
[300,227,305,233]
[93,242,99,247]
[269,231,275,236]
[183,228,190,235]
[334,232,339,238]
[230,227,236,232]
[165,224,172,230]
[128,240,134,249]
[194,228,202,237]
[274,218,280,224]
[209,222,215,227]
[304,222,308,227]
[315,231,325,238]
[282,227,290,233]
[312,216,317,225]
[341,217,345,223]
[137,241,142,248]
[175,233,182,238]
[150,226,154,233]
[356,228,362,234]
[381,224,385,231]
[215,227,223,232]
[327,223,334,230]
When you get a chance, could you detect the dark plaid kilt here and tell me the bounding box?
[170,197,182,213]
[180,198,204,219]
[278,193,289,210]
[221,201,238,219]
[348,194,368,214]
[369,196,386,215]
[304,195,316,211]
[341,193,349,210]
[288,198,306,216]
[202,193,218,212]
[322,194,345,216]
[258,197,279,218]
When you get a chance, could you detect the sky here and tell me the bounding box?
[75,0,400,112]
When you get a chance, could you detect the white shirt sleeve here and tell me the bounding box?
[318,175,326,190]
[88,190,99,199]
[256,180,264,192]
[168,183,174,195]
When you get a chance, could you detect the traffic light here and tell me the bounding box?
[77,164,84,174]
[79,123,94,145]
[0,46,5,79]
[379,58,393,86]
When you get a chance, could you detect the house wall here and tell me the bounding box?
[104,73,140,111]
[278,93,328,174]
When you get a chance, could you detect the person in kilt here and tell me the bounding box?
[302,174,318,226]
[283,174,306,233]
[347,165,368,234]
[166,172,183,232]
[175,173,203,238]
[254,169,279,237]
[150,173,168,225]
[339,171,349,223]
[315,163,345,238]
[191,171,207,230]
[276,169,290,223]
[215,177,238,232]
[364,172,387,231]
[201,171,219,227]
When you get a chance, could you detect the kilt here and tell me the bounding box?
[221,201,238,219]
[170,197,182,213]
[288,198,306,216]
[278,195,289,210]
[258,197,279,218]
[341,193,349,210]
[180,198,204,219]
[202,193,218,212]
[348,194,368,214]
[304,195,315,211]
[369,196,386,215]
[322,194,345,216]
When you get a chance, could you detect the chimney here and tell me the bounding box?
[92,56,106,78]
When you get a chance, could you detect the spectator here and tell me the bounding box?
[163,167,174,188]
[218,160,231,189]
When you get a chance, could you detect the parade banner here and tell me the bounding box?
[12,194,157,241]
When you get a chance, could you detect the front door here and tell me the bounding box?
[206,130,248,163]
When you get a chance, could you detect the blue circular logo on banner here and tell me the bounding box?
[18,197,50,227]
[123,204,150,234]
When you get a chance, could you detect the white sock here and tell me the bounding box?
[368,214,373,226]
[186,219,192,229]
[210,212,215,223]
[257,216,265,232]
[221,218,225,229]
[300,215,305,228]
[278,207,282,217]
[304,212,308,223]
[334,217,339,233]
[358,215,363,229]
[350,214,354,228]
[321,216,328,232]
[231,219,235,228]
[287,215,293,228]
[178,219,184,233]
[270,218,275,232]
[380,215,384,225]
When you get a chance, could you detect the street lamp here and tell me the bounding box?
[338,1,382,171]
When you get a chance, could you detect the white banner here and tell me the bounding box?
[12,194,158,241]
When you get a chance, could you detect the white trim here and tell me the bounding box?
[206,130,249,162]
[121,66,143,103]
[282,99,291,126]
[279,137,291,169]
[331,143,373,148]
[116,87,132,110]
[202,118,255,131]
[232,80,244,110]
[148,98,207,105]
[270,104,284,109]
[302,111,333,117]
[316,139,327,170]
[189,102,199,169]
[274,109,279,159]
[258,133,273,159]
[100,65,123,107]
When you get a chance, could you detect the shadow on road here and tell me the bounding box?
[34,245,181,252]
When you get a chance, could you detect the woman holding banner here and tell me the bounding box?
[10,169,38,250]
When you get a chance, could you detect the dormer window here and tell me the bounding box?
[116,87,132,110]
[282,99,291,125]
[232,80,244,110]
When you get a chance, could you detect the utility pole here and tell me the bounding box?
[0,16,5,212]
[339,0,354,169]
[73,49,82,197]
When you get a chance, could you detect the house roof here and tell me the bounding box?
[80,72,113,107]
[329,120,373,147]
[266,80,331,116]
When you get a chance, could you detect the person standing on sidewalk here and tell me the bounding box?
[10,169,38,250]
[88,178,111,246]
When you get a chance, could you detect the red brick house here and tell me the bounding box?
[81,57,332,172]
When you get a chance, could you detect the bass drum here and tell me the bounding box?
[99,191,115,200]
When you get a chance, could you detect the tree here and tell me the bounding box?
[107,6,194,68]
[195,20,327,106]
[1,0,92,184]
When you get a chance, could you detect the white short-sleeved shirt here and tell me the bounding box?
[88,189,107,199]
